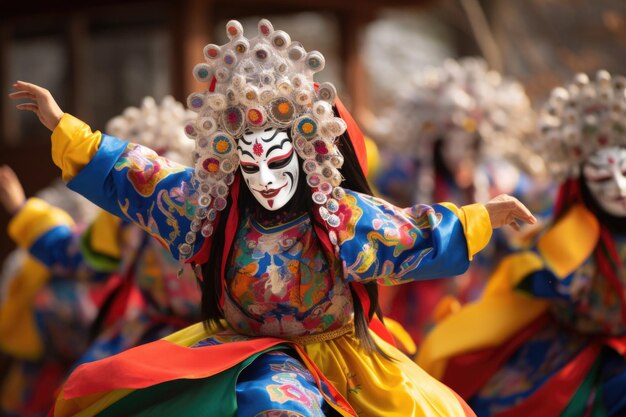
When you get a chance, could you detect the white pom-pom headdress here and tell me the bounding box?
[106,96,195,166]
[378,57,540,203]
[538,70,626,180]
[178,19,350,261]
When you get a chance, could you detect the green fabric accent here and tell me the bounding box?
[95,346,285,417]
[80,226,120,272]
[560,356,607,417]
[589,384,608,417]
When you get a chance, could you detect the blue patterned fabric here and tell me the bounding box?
[236,351,330,417]
[68,135,199,261]
[338,190,470,285]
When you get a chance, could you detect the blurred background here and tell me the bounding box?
[1,0,625,259]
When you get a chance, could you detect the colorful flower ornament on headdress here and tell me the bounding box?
[106,96,196,166]
[378,57,541,202]
[538,70,626,180]
[179,19,348,261]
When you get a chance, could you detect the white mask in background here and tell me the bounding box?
[583,146,626,217]
[237,127,299,211]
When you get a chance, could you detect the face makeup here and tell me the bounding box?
[583,146,626,217]
[237,127,299,211]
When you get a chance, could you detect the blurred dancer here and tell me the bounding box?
[419,70,626,417]
[0,168,103,417]
[0,97,201,416]
[371,57,548,345]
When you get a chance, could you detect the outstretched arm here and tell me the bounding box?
[9,81,202,262]
[9,81,63,131]
[336,190,536,285]
[484,194,536,231]
[0,165,26,214]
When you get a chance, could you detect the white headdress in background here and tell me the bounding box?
[538,70,626,180]
[106,96,196,166]
[377,57,542,203]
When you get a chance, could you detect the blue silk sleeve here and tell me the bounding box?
[67,135,202,262]
[27,225,114,283]
[30,226,83,273]
[516,260,576,301]
[336,190,470,285]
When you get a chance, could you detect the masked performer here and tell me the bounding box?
[11,19,535,417]
[418,70,626,417]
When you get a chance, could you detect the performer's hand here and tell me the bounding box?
[8,81,64,131]
[485,194,536,231]
[0,165,26,215]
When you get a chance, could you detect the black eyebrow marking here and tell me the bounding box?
[260,129,281,143]
[264,127,273,132]
[266,138,291,157]
[239,135,253,145]
[236,146,255,160]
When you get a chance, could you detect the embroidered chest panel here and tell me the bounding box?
[225,215,353,337]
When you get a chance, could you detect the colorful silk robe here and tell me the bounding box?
[48,113,493,416]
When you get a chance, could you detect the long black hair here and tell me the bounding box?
[196,112,387,356]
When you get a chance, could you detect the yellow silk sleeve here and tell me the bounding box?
[8,197,75,249]
[89,211,123,259]
[0,255,49,360]
[440,202,492,260]
[51,113,102,182]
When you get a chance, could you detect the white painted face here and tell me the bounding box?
[237,127,299,211]
[583,146,626,217]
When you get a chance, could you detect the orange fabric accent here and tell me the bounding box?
[62,338,286,399]
[368,316,396,347]
[450,390,477,417]
[495,343,601,417]
[442,313,551,399]
[604,335,626,356]
[335,97,368,177]
[352,282,371,319]
[293,344,356,417]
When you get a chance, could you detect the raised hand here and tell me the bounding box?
[0,165,26,214]
[8,81,64,131]
[485,194,537,230]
